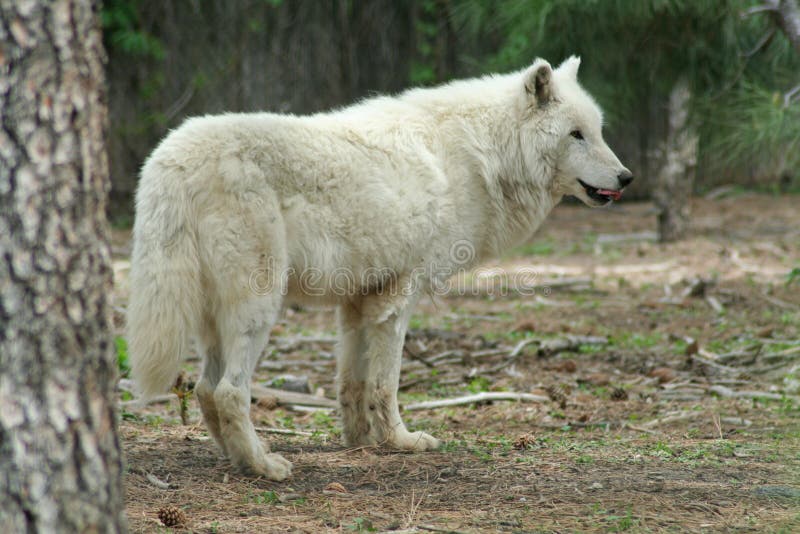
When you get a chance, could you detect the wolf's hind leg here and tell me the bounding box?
[213,298,291,480]
[195,314,226,454]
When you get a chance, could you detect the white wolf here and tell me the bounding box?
[127,56,632,480]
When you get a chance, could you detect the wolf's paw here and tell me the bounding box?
[392,430,441,451]
[251,452,292,481]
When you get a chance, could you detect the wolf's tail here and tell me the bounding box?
[126,165,202,398]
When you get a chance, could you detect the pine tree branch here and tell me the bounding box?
[771,0,800,55]
[743,28,776,57]
[741,4,778,18]
[744,1,800,55]
[785,83,800,107]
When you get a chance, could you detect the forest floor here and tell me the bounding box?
[112,192,800,533]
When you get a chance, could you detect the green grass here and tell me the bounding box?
[612,331,663,350]
[248,490,280,505]
[467,376,492,393]
[510,239,556,257]
[115,336,130,377]
[109,212,134,230]
[346,517,376,532]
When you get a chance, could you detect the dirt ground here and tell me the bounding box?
[113,192,800,533]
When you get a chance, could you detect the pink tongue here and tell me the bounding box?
[597,189,622,201]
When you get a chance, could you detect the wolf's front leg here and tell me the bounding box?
[337,297,440,451]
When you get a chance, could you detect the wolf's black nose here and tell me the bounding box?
[618,170,634,188]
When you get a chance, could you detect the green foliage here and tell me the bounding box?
[411,0,442,85]
[455,0,800,179]
[788,268,800,286]
[115,336,130,377]
[249,490,280,505]
[101,0,164,60]
[514,239,555,256]
[698,81,800,174]
[467,375,491,393]
[649,440,675,458]
[277,413,295,429]
[346,517,376,532]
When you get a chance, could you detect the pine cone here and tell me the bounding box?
[610,387,628,401]
[157,506,186,528]
[513,432,537,450]
[545,384,570,408]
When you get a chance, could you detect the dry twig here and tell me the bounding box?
[404,391,548,411]
[254,427,317,437]
[250,385,338,408]
[641,410,705,429]
[708,384,783,400]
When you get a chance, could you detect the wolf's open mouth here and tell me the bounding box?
[578,179,623,202]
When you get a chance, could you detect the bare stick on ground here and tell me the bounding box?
[404,392,549,411]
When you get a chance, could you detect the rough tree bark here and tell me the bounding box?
[0,1,126,532]
[653,79,698,243]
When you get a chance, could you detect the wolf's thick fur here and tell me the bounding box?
[128,57,630,480]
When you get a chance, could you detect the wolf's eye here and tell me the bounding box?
[570,130,584,140]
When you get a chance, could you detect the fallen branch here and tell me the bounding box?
[462,348,505,360]
[708,384,783,400]
[715,344,762,364]
[539,276,594,290]
[532,295,573,307]
[641,410,704,429]
[764,344,800,361]
[511,338,541,358]
[251,385,338,408]
[404,391,548,411]
[758,290,799,310]
[624,423,658,435]
[720,417,752,427]
[692,352,742,375]
[287,405,335,413]
[260,359,334,371]
[418,524,468,534]
[117,378,136,392]
[596,231,658,244]
[487,335,608,374]
[119,385,339,411]
[120,393,176,408]
[705,295,725,314]
[484,338,541,373]
[404,344,435,368]
[255,426,317,437]
[703,184,737,200]
[757,338,800,345]
[539,335,608,355]
[145,472,171,490]
[272,335,338,353]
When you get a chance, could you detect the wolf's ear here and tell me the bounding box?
[524,61,553,107]
[558,56,581,80]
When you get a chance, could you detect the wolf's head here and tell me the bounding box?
[518,57,633,207]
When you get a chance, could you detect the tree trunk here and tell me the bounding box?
[653,79,698,243]
[0,1,126,532]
